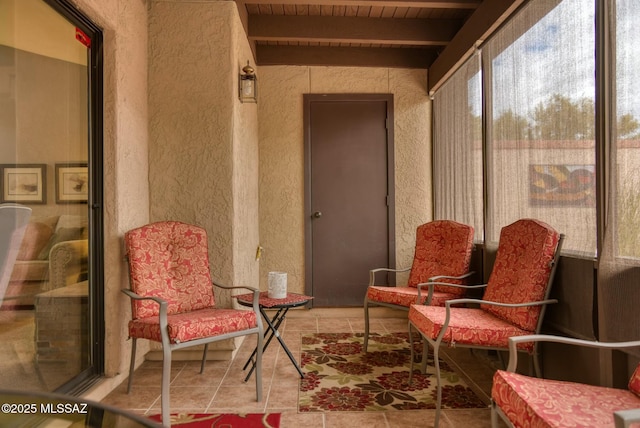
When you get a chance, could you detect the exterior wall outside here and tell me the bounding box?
[258,66,433,293]
[488,145,597,255]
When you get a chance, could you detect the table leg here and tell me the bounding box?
[242,306,304,381]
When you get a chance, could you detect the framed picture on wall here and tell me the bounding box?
[55,163,88,204]
[0,164,47,204]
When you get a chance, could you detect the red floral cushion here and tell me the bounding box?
[128,308,257,344]
[407,220,474,296]
[367,285,457,308]
[125,221,216,320]
[408,304,534,352]
[481,219,560,332]
[630,363,640,397]
[493,369,640,428]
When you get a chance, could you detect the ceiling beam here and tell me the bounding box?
[427,0,524,93]
[238,0,479,8]
[256,44,436,68]
[249,15,461,46]
[235,1,258,64]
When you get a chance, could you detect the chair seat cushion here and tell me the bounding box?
[492,369,640,428]
[408,305,534,352]
[367,286,458,308]
[128,308,257,344]
[630,364,640,397]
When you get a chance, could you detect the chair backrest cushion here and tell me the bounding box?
[407,220,474,295]
[630,363,640,397]
[481,219,560,332]
[125,221,216,320]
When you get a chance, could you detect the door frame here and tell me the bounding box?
[303,93,396,305]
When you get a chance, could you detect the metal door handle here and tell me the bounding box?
[312,211,322,218]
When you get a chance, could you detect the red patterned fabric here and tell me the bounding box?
[408,304,535,352]
[235,291,312,308]
[128,308,256,344]
[630,364,640,397]
[125,222,215,320]
[481,219,560,332]
[492,369,640,428]
[407,221,474,296]
[366,286,457,307]
[124,221,259,344]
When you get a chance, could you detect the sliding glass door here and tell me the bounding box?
[0,0,102,393]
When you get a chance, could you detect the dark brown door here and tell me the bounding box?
[304,94,395,306]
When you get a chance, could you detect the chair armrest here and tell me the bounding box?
[444,298,558,309]
[121,288,170,337]
[427,298,559,348]
[505,334,640,372]
[212,281,259,294]
[428,271,475,282]
[614,409,640,428]
[415,273,480,303]
[369,267,411,286]
[212,281,262,322]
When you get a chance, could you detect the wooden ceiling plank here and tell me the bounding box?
[320,4,334,15]
[234,0,258,64]
[256,44,435,68]
[241,0,479,9]
[427,0,523,92]
[369,5,384,17]
[283,4,297,14]
[248,15,461,45]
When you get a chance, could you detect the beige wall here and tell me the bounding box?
[146,0,258,359]
[258,66,433,293]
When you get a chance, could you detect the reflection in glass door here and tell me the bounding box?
[0,0,102,393]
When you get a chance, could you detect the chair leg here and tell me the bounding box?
[420,340,429,374]
[363,298,370,352]
[127,338,137,393]
[408,321,415,383]
[490,400,499,428]
[160,345,172,428]
[200,343,209,374]
[432,340,443,428]
[255,331,263,402]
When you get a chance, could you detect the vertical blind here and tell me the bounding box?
[433,0,640,345]
[432,53,484,242]
[483,0,596,256]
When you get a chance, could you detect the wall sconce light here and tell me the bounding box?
[239,61,257,103]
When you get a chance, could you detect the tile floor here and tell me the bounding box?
[101,307,508,428]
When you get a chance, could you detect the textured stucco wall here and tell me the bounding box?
[148,0,259,302]
[258,66,432,295]
[146,1,259,359]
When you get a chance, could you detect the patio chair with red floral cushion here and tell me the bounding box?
[408,218,564,427]
[492,334,640,428]
[364,220,474,351]
[122,221,263,427]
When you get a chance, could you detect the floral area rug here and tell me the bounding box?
[148,413,281,427]
[298,332,486,412]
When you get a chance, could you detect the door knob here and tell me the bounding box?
[312,211,322,218]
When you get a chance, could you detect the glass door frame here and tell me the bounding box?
[43,0,104,394]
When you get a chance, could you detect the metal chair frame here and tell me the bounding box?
[492,334,640,428]
[409,230,564,427]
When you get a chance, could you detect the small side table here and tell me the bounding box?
[235,291,312,381]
